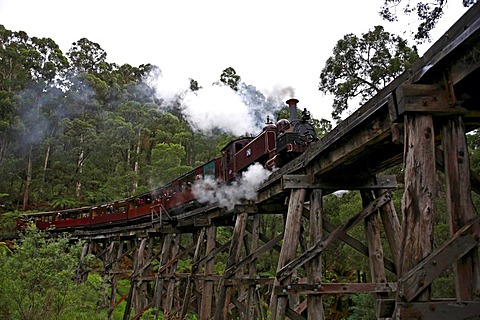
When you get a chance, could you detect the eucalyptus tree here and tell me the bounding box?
[67,38,107,75]
[150,143,192,186]
[61,39,115,201]
[0,25,35,91]
[380,0,475,42]
[60,38,163,202]
[219,67,241,91]
[0,25,70,210]
[116,101,177,194]
[85,112,134,201]
[319,25,418,122]
[94,62,159,110]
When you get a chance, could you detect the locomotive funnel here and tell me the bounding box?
[286,98,299,122]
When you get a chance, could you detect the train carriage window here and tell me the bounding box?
[80,210,88,218]
[235,142,244,152]
[225,149,232,162]
[203,161,216,180]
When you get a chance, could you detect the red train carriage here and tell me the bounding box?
[232,124,277,174]
[16,158,222,231]
[162,158,221,211]
[220,137,254,182]
[16,211,55,230]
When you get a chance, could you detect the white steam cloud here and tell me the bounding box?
[192,163,272,210]
[151,68,296,136]
[181,85,256,136]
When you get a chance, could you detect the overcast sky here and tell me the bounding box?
[0,0,471,124]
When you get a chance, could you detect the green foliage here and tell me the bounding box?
[0,241,13,255]
[51,197,78,209]
[348,294,376,320]
[319,26,418,122]
[380,0,474,43]
[139,308,156,319]
[432,271,456,298]
[176,258,192,273]
[0,211,21,238]
[149,143,192,185]
[219,67,241,91]
[111,279,130,319]
[67,38,107,74]
[0,227,103,319]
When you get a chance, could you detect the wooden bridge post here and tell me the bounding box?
[75,240,92,284]
[163,233,180,316]
[361,190,388,309]
[100,240,115,309]
[123,239,136,320]
[269,188,307,319]
[397,114,436,312]
[108,239,124,320]
[104,240,114,320]
[153,233,173,318]
[374,188,402,270]
[123,237,149,319]
[246,213,261,320]
[181,228,205,318]
[441,115,480,300]
[307,188,325,319]
[214,211,248,320]
[201,225,217,319]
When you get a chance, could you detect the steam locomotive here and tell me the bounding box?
[16,99,317,231]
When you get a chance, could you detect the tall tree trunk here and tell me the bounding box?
[37,144,51,208]
[0,139,9,168]
[132,128,142,194]
[22,145,33,211]
[76,149,84,199]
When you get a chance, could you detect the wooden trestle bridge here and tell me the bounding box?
[72,4,480,319]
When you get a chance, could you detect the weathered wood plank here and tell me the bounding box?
[163,234,180,316]
[214,212,248,320]
[276,192,392,281]
[307,189,325,319]
[246,214,261,320]
[322,218,397,274]
[283,174,397,190]
[269,188,306,320]
[224,233,284,278]
[398,216,480,302]
[180,229,205,319]
[193,240,230,270]
[152,234,173,313]
[285,307,306,320]
[375,188,402,271]
[362,189,388,311]
[200,226,217,319]
[442,116,480,301]
[399,114,436,303]
[395,84,462,115]
[397,301,480,320]
[274,283,397,295]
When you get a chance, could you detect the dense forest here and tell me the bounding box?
[1,1,480,317]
